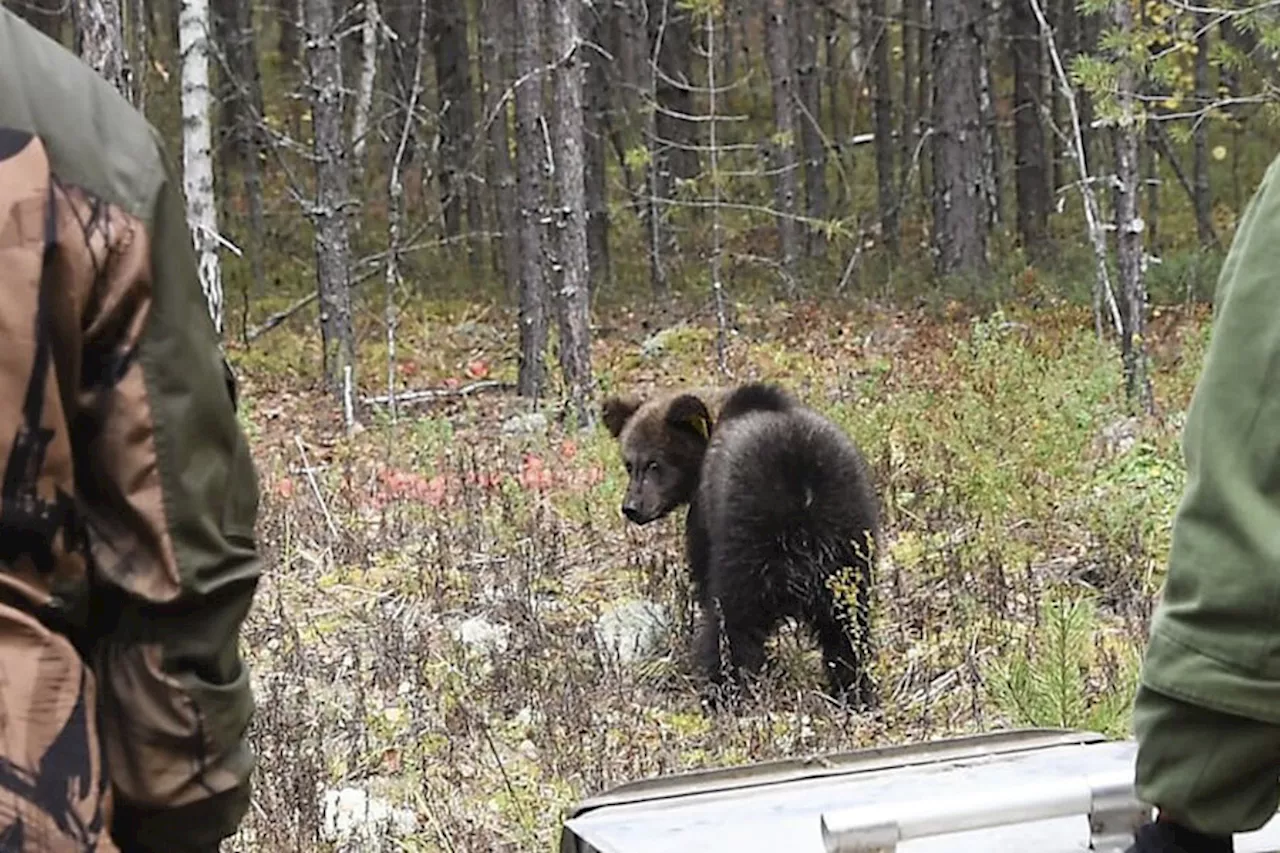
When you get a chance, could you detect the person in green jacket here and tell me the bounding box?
[0,9,261,853]
[1126,150,1280,853]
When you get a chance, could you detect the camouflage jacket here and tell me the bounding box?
[0,9,261,851]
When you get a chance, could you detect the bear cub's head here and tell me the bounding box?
[601,391,713,525]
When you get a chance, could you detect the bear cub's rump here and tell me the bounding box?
[602,382,880,708]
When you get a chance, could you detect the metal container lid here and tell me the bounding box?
[560,728,1280,853]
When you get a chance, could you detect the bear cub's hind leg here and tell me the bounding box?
[694,603,770,709]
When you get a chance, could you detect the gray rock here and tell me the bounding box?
[593,599,671,665]
[452,615,511,655]
[320,787,418,852]
[641,325,686,358]
[501,412,549,435]
[1094,416,1140,458]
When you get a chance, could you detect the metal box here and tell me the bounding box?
[560,728,1280,852]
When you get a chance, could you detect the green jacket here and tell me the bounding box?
[0,9,261,851]
[1140,149,1280,724]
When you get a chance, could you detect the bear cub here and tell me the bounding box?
[602,382,880,709]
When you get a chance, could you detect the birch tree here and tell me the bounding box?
[73,0,131,99]
[1108,0,1151,413]
[762,0,800,283]
[350,0,380,178]
[179,0,222,334]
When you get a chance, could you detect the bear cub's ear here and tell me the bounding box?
[602,395,643,438]
[666,393,712,442]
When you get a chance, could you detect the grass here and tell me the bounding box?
[221,289,1209,852]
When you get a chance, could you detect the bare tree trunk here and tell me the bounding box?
[901,0,920,197]
[1144,115,1159,254]
[643,0,677,299]
[179,0,222,335]
[643,0,695,299]
[303,0,357,398]
[720,0,734,87]
[217,0,267,305]
[514,0,547,399]
[863,0,898,256]
[917,0,933,210]
[1112,0,1150,413]
[479,0,520,299]
[383,0,427,424]
[74,0,132,98]
[763,0,800,285]
[551,0,594,429]
[1029,0,1119,340]
[584,0,613,294]
[598,6,638,204]
[338,0,360,89]
[1139,0,1158,255]
[1193,10,1214,249]
[650,0,698,182]
[278,0,301,70]
[1010,0,1049,256]
[931,0,988,280]
[351,0,380,178]
[1048,0,1065,193]
[827,4,846,212]
[129,0,147,107]
[707,3,728,375]
[977,0,1002,231]
[615,0,643,121]
[431,0,481,275]
[1218,19,1245,213]
[794,0,827,257]
[1076,7,1098,174]
[385,0,423,166]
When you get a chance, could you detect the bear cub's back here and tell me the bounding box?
[700,399,877,537]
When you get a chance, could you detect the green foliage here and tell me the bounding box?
[983,591,1141,738]
[1087,435,1185,569]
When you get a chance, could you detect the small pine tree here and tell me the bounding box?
[982,591,1140,738]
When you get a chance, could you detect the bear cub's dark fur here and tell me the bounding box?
[602,382,880,709]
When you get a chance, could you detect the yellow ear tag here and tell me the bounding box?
[690,415,710,440]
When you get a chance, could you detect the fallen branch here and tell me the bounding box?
[245,292,318,342]
[294,435,339,540]
[361,379,513,406]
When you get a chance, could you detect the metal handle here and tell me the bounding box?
[819,767,1151,852]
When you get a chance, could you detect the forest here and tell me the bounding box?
[5,0,1279,848]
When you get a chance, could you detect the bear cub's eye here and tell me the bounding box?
[646,460,660,474]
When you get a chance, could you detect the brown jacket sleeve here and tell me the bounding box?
[0,9,263,852]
